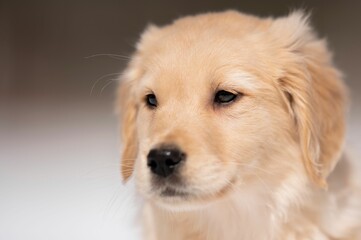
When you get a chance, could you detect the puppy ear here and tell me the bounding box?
[117,24,161,182]
[273,11,347,188]
[117,65,141,182]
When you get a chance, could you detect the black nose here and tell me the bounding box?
[147,147,186,178]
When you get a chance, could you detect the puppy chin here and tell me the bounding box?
[152,193,213,212]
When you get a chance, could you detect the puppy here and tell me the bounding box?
[117,10,361,240]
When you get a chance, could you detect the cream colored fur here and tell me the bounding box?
[117,10,361,240]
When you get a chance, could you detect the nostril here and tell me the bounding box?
[165,158,176,167]
[147,159,157,169]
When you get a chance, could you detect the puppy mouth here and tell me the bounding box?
[154,176,237,203]
[151,174,191,198]
[160,187,189,197]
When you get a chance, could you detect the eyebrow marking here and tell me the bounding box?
[225,71,261,91]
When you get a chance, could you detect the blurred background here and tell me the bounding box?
[1,1,360,239]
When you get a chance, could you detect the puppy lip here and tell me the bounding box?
[158,176,237,201]
[160,187,189,197]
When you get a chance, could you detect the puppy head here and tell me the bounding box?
[118,11,347,209]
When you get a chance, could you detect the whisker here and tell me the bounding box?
[100,79,116,96]
[120,171,134,175]
[120,158,138,161]
[120,167,135,171]
[84,53,131,60]
[90,73,120,96]
[102,189,121,221]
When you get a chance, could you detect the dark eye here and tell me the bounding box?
[145,94,157,108]
[214,90,238,104]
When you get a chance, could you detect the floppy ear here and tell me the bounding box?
[117,25,161,182]
[272,12,347,188]
[117,70,138,182]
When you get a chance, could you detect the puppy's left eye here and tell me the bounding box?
[145,94,158,108]
[214,90,238,104]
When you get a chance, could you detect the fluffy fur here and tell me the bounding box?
[117,10,361,240]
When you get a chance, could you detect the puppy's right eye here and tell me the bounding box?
[214,90,238,105]
[145,94,157,108]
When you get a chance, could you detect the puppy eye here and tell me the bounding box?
[145,94,157,108]
[214,90,238,104]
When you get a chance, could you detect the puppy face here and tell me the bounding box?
[118,11,347,210]
[133,51,293,207]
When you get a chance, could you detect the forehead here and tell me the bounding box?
[139,66,262,96]
[136,18,276,96]
[137,47,268,98]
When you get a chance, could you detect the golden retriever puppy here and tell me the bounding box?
[117,10,361,240]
